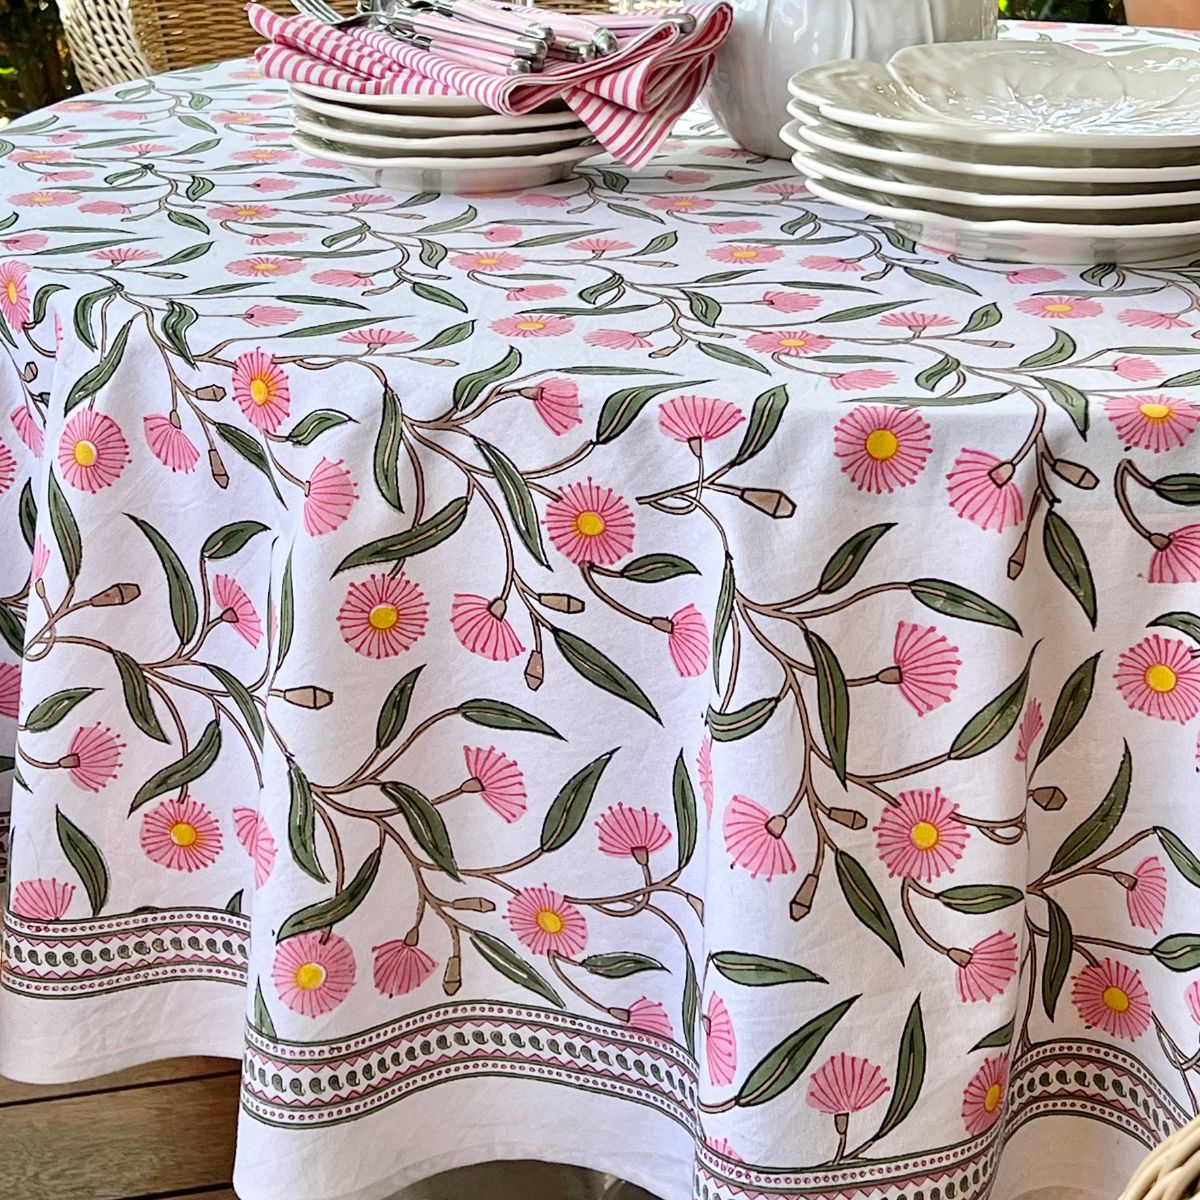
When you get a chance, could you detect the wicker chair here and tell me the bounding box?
[1119,1115,1200,1200]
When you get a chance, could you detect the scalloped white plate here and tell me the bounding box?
[293,113,592,157]
[290,80,494,114]
[292,89,582,134]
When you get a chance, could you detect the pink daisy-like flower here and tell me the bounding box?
[213,110,261,124]
[91,247,157,265]
[567,237,634,254]
[11,149,70,164]
[544,478,635,566]
[303,458,357,537]
[232,806,276,888]
[1119,308,1192,330]
[1071,958,1152,1041]
[64,723,123,791]
[667,169,712,184]
[707,244,783,265]
[875,788,969,881]
[1187,980,1200,1026]
[41,170,92,183]
[1126,856,1167,933]
[0,661,19,719]
[659,395,744,444]
[273,931,356,1017]
[226,255,302,278]
[506,885,588,957]
[212,203,281,222]
[1017,295,1103,319]
[0,260,30,328]
[2,233,49,251]
[1006,268,1065,285]
[515,191,571,208]
[830,369,898,391]
[80,200,128,215]
[0,437,14,494]
[698,737,714,822]
[143,414,200,473]
[1015,699,1043,764]
[745,329,833,356]
[584,329,652,351]
[878,311,956,332]
[709,220,762,235]
[110,109,152,121]
[372,940,436,997]
[833,405,932,493]
[757,180,807,196]
[962,1057,1008,1135]
[705,1138,743,1161]
[762,290,820,313]
[891,622,960,716]
[313,268,373,288]
[505,283,567,302]
[946,449,1025,533]
[596,803,672,861]
[1115,634,1200,724]
[331,191,393,206]
[704,992,737,1085]
[490,314,574,338]
[464,745,526,823]
[58,410,129,493]
[12,404,44,457]
[449,593,524,662]
[31,536,49,583]
[50,129,87,140]
[625,996,674,1039]
[800,256,863,272]
[10,878,75,921]
[807,1054,890,1115]
[701,144,753,158]
[723,794,796,880]
[10,191,80,206]
[646,195,715,213]
[251,177,297,193]
[337,328,416,347]
[1111,356,1163,382]
[1150,525,1200,585]
[666,604,709,678]
[232,349,290,433]
[484,225,521,242]
[241,305,301,328]
[213,574,263,648]
[232,147,293,163]
[1104,395,1200,453]
[955,930,1018,1003]
[338,572,428,659]
[451,250,524,272]
[140,796,222,872]
[530,378,581,436]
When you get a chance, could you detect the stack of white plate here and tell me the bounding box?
[290,81,599,191]
[781,41,1200,264]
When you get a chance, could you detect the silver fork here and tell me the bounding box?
[290,0,346,24]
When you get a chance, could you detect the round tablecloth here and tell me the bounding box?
[3,19,1200,1200]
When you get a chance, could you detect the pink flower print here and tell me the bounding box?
[464,745,526,823]
[705,1138,742,1161]
[1006,268,1065,284]
[143,414,200,473]
[10,878,75,921]
[758,180,806,196]
[962,1057,1007,1134]
[449,593,524,662]
[339,573,428,659]
[875,788,969,881]
[700,145,753,158]
[1014,699,1043,764]
[484,225,521,242]
[213,574,263,648]
[624,997,674,1039]
[80,200,128,215]
[311,266,379,289]
[954,930,1017,1003]
[31,536,49,582]
[12,405,43,457]
[830,369,898,392]
[213,110,261,124]
[658,395,744,445]
[58,410,129,493]
[891,622,960,716]
[65,724,123,792]
[451,250,523,272]
[0,260,30,327]
[762,290,820,314]
[250,177,297,193]
[723,794,796,880]
[697,737,714,822]
[1071,958,1152,1041]
[1119,308,1192,330]
[11,149,71,164]
[806,1054,890,1115]
[1187,981,1200,1026]
[304,458,357,537]
[665,604,709,678]
[210,203,280,221]
[49,129,85,141]
[515,191,571,208]
[1150,525,1200,584]
[834,405,931,493]
[140,796,222,872]
[331,191,393,207]
[800,256,864,272]
[110,109,152,120]
[596,803,671,862]
[505,284,567,302]
[1115,635,1200,723]
[506,885,587,957]
[338,328,417,347]
[584,329,652,351]
[666,169,711,184]
[490,314,574,338]
[1111,356,1163,382]
[703,993,737,1085]
[10,190,80,206]
[567,237,634,253]
[744,329,833,356]
[2,233,49,251]
[707,244,783,265]
[946,449,1025,533]
[878,311,956,332]
[373,940,436,997]
[544,479,635,566]
[232,147,293,163]
[226,256,302,278]
[531,378,582,436]
[1125,856,1167,933]
[232,349,291,433]
[0,437,14,494]
[0,662,19,719]
[232,807,276,888]
[1017,295,1103,319]
[646,195,714,213]
[709,220,762,235]
[92,247,156,265]
[273,931,356,1017]
[242,305,301,328]
[1105,395,1199,453]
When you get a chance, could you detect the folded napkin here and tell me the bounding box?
[247,2,731,168]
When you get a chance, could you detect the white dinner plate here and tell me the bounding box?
[292,90,583,135]
[289,80,495,115]
[292,130,601,192]
[293,113,592,157]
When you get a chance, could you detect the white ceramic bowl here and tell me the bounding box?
[293,113,592,157]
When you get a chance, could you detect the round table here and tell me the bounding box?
[2,19,1200,1200]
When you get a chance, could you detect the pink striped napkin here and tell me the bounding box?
[246,2,730,168]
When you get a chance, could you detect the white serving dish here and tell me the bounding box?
[291,90,582,134]
[291,130,601,191]
[293,113,592,157]
[290,80,495,115]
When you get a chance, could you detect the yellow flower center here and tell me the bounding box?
[730,248,759,259]
[779,336,809,349]
[73,440,97,467]
[1043,303,1074,314]
[674,198,695,208]
[32,194,52,204]
[983,1083,1002,1113]
[1103,985,1131,1013]
[5,280,18,304]
[1138,402,1172,421]
[865,429,899,461]
[252,261,278,272]
[536,908,565,935]
[369,603,399,631]
[517,319,546,332]
[249,376,272,406]
[252,151,273,159]
[1145,663,1177,694]
[170,821,198,847]
[294,962,326,990]
[476,255,501,267]
[575,510,605,537]
[235,207,261,218]
[910,821,940,850]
